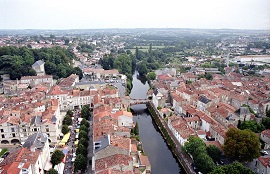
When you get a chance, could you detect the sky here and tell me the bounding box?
[0,0,269,30]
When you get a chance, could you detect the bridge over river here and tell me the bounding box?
[129,98,150,105]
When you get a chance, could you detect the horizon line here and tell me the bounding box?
[0,27,269,31]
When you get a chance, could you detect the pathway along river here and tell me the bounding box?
[129,71,183,174]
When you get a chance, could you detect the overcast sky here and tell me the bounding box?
[0,0,269,30]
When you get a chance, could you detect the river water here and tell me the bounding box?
[130,71,182,174]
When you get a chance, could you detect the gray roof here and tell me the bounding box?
[31,116,42,125]
[23,133,48,149]
[199,96,211,104]
[94,134,110,153]
[51,115,57,124]
[32,60,44,67]
[240,107,250,115]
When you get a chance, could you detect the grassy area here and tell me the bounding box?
[0,148,8,157]
[125,45,167,54]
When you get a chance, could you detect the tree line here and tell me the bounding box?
[0,46,82,80]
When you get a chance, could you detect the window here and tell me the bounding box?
[34,128,37,131]
[46,128,49,132]
[0,129,3,132]
[12,133,15,137]
[1,134,5,138]
[11,128,15,132]
[23,129,26,132]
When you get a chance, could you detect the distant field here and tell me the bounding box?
[125,45,167,54]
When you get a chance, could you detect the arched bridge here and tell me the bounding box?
[129,98,150,105]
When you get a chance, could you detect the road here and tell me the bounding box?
[85,115,94,174]
[63,110,80,174]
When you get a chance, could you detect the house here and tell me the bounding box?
[20,75,53,87]
[22,133,50,172]
[32,60,45,76]
[197,96,212,112]
[209,123,227,145]
[261,129,270,149]
[152,89,165,109]
[113,110,133,128]
[0,147,45,174]
[257,156,270,174]
[168,116,196,146]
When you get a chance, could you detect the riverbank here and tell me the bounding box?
[147,102,196,174]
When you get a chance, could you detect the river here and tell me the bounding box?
[129,71,182,174]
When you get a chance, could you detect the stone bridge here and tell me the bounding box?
[129,98,150,105]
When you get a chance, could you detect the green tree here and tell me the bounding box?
[78,138,88,147]
[61,125,69,134]
[79,125,89,133]
[80,118,90,127]
[262,117,270,129]
[76,144,87,157]
[134,122,139,135]
[147,72,156,80]
[28,68,37,76]
[63,115,72,126]
[137,61,148,75]
[206,145,222,162]
[79,130,88,140]
[184,136,206,157]
[66,110,73,117]
[239,120,265,133]
[51,150,64,167]
[223,128,260,162]
[209,161,254,174]
[72,67,83,80]
[266,110,270,117]
[47,168,58,174]
[194,153,216,174]
[74,154,87,172]
[81,105,90,120]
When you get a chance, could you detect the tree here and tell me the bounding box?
[238,120,265,133]
[223,128,260,162]
[184,136,216,173]
[72,67,83,80]
[137,62,148,75]
[184,136,206,157]
[63,115,72,126]
[47,168,58,174]
[80,118,90,127]
[66,110,73,117]
[209,161,254,174]
[147,72,156,80]
[51,150,64,167]
[78,138,88,147]
[79,125,89,133]
[74,154,87,172]
[76,144,87,157]
[81,105,90,120]
[262,117,270,129]
[79,130,88,140]
[61,125,69,134]
[206,145,222,162]
[134,122,139,135]
[194,153,216,174]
